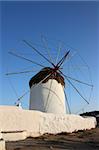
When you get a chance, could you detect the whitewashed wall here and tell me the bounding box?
[29,79,66,114]
[0,106,96,141]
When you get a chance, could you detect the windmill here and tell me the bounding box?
[6,37,93,114]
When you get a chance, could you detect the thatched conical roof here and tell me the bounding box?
[29,67,65,88]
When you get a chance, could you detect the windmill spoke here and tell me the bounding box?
[55,41,63,65]
[57,50,70,67]
[15,90,29,106]
[41,35,53,63]
[6,70,35,76]
[44,77,53,111]
[17,90,29,101]
[7,77,19,99]
[9,51,45,68]
[65,75,93,87]
[60,72,89,104]
[64,90,71,114]
[59,50,70,67]
[69,65,88,70]
[60,51,77,69]
[23,40,55,67]
[59,71,93,87]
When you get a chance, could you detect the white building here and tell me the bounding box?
[29,67,66,114]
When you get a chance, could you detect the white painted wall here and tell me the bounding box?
[0,106,96,141]
[29,79,66,114]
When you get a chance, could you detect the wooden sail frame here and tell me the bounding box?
[6,37,93,113]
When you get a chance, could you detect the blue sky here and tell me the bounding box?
[0,1,99,113]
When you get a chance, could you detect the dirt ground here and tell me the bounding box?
[6,126,99,150]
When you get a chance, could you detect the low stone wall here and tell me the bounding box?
[0,140,5,150]
[0,106,97,141]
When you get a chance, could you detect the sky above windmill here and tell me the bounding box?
[0,1,99,113]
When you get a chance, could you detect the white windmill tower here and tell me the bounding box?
[7,39,93,114]
[24,41,70,114]
[29,67,66,113]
